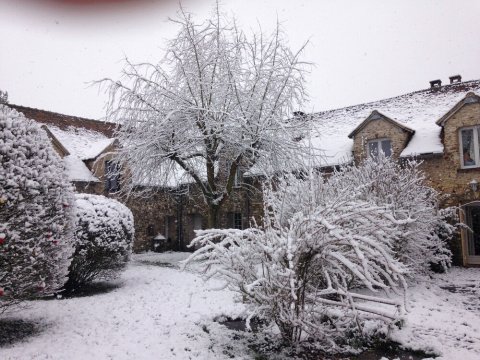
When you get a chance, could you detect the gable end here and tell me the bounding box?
[436,92,480,126]
[348,110,414,139]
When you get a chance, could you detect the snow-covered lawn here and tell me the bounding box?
[1,252,480,360]
[0,252,249,360]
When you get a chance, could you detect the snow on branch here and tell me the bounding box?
[184,170,409,352]
[184,155,456,351]
[101,2,313,222]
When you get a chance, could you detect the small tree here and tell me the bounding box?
[103,3,310,229]
[0,105,75,312]
[64,194,134,293]
[331,154,454,274]
[185,172,408,352]
[0,90,8,105]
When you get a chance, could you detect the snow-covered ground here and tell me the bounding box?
[0,252,249,360]
[391,268,480,359]
[1,253,480,360]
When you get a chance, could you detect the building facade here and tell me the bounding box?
[309,77,480,266]
[6,103,265,252]
[6,76,480,266]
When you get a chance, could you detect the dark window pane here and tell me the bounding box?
[462,129,476,166]
[234,213,242,229]
[368,141,379,157]
[381,140,392,157]
[105,160,120,192]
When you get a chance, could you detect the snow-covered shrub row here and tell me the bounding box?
[0,105,75,312]
[65,194,134,292]
[331,155,454,274]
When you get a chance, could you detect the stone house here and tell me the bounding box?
[308,76,480,266]
[6,75,480,266]
[5,103,264,252]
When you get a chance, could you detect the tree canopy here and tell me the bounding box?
[104,4,311,226]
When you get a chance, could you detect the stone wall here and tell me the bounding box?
[417,102,480,206]
[352,117,412,163]
[71,141,266,253]
[354,103,480,210]
[420,102,480,265]
[68,98,480,259]
[352,100,480,266]
[125,191,178,252]
[108,176,266,253]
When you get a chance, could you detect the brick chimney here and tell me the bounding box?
[429,79,442,89]
[449,75,462,84]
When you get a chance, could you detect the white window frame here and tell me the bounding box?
[459,126,480,169]
[367,138,392,158]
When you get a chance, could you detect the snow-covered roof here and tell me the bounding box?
[309,80,480,166]
[45,125,115,183]
[6,103,115,184]
[63,155,99,182]
[49,125,115,161]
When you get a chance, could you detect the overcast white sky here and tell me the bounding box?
[0,0,479,119]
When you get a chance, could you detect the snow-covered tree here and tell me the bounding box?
[331,154,454,274]
[0,90,8,105]
[65,194,134,293]
[184,172,408,352]
[0,105,75,312]
[103,3,310,227]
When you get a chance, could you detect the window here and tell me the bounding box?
[233,213,242,230]
[105,160,120,192]
[164,216,175,240]
[192,214,203,231]
[233,167,242,188]
[367,138,392,158]
[146,224,155,236]
[460,126,480,168]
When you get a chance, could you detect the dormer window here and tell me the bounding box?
[460,126,480,168]
[367,138,392,158]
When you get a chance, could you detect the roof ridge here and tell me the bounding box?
[9,103,108,124]
[313,79,480,116]
[8,103,116,137]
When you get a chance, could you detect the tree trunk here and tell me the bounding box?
[207,203,220,229]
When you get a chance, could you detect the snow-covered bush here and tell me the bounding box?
[0,105,75,312]
[65,194,134,292]
[331,155,454,274]
[184,172,408,352]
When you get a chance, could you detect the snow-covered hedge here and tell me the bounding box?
[0,105,75,312]
[65,194,134,292]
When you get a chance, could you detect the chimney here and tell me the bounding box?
[449,75,462,84]
[429,79,442,89]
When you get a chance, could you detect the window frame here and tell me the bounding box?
[233,213,243,230]
[366,138,392,158]
[459,126,480,169]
